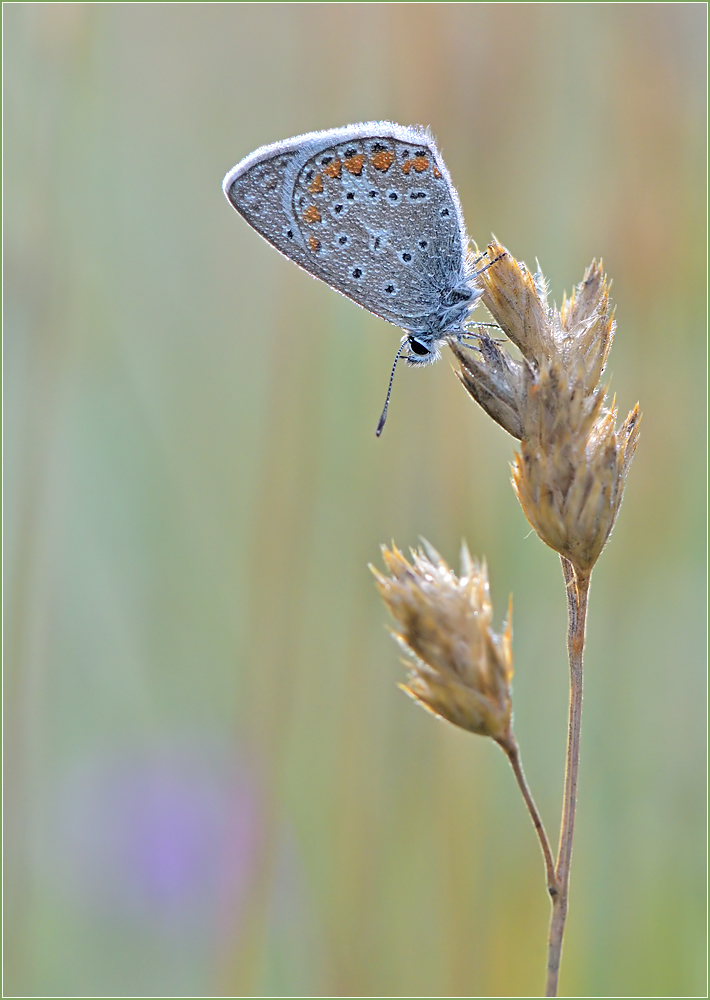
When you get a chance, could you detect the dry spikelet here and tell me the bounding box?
[451,241,641,573]
[371,541,513,742]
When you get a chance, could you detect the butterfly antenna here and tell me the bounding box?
[473,249,507,280]
[376,339,408,437]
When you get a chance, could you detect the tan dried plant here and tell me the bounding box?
[452,242,640,576]
[372,542,513,742]
[374,242,640,997]
[371,542,557,896]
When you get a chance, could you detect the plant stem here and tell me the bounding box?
[500,735,558,898]
[545,559,590,998]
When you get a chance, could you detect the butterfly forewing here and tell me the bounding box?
[225,149,311,264]
[224,124,469,333]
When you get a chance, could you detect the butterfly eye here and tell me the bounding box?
[409,338,432,357]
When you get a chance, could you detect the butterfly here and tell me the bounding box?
[223,122,492,433]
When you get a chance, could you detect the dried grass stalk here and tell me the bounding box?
[375,242,640,996]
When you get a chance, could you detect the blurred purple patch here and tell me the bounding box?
[53,740,261,933]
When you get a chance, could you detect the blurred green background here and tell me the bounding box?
[4,4,706,997]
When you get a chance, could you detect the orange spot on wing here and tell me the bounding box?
[323,158,341,178]
[371,149,395,171]
[308,173,323,194]
[343,154,364,175]
[412,156,429,172]
[432,164,442,178]
[401,160,412,175]
[308,236,321,252]
[302,205,321,224]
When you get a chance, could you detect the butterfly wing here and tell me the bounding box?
[223,123,469,333]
